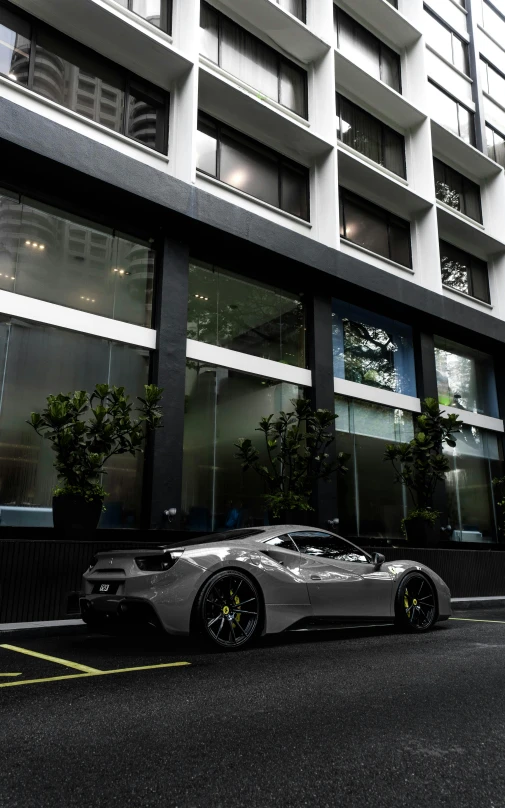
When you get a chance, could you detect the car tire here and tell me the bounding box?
[195,569,262,651]
[395,572,438,632]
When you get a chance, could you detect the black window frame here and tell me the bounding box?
[481,57,505,105]
[439,239,491,304]
[199,1,308,120]
[423,5,470,76]
[0,1,170,155]
[196,111,310,221]
[334,6,402,94]
[336,92,406,179]
[428,79,475,145]
[339,186,412,269]
[433,157,483,224]
[122,0,172,34]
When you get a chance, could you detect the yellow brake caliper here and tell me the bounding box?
[404,588,410,612]
[232,590,241,626]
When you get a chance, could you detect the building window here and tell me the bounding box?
[0,194,155,327]
[435,336,499,417]
[481,1,505,45]
[423,7,469,76]
[275,0,306,23]
[440,240,490,303]
[339,188,412,268]
[486,124,505,168]
[334,7,401,93]
[336,93,406,178]
[114,0,172,33]
[434,158,482,223]
[182,361,305,531]
[0,6,169,154]
[335,396,414,539]
[187,261,306,367]
[0,317,149,528]
[428,81,474,145]
[199,2,307,119]
[481,58,505,106]
[445,425,502,543]
[384,0,398,7]
[332,300,417,397]
[196,112,310,220]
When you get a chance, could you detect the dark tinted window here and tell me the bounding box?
[336,94,405,178]
[340,188,411,268]
[440,240,490,303]
[199,1,307,118]
[434,158,482,223]
[289,531,369,563]
[197,112,310,220]
[264,535,298,551]
[334,7,401,93]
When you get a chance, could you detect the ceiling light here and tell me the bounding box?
[33,243,38,248]
[39,245,45,250]
[113,268,119,273]
[10,276,14,280]
[91,299,95,303]
[25,241,31,246]
[80,296,84,299]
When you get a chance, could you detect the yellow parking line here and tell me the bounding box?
[0,661,191,689]
[0,673,22,677]
[0,644,102,673]
[450,617,505,624]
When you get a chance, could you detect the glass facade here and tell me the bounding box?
[423,8,469,75]
[434,158,482,223]
[181,361,304,531]
[275,0,306,22]
[332,301,416,397]
[486,124,505,168]
[445,425,502,543]
[339,188,412,268]
[0,5,169,153]
[196,113,310,220]
[440,240,490,303]
[115,0,172,32]
[200,2,307,118]
[334,7,401,93]
[428,81,475,145]
[481,0,505,45]
[188,261,305,367]
[0,194,155,328]
[336,93,406,179]
[435,336,499,418]
[0,317,149,528]
[335,396,414,540]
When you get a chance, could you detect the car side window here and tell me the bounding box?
[264,535,298,552]
[289,531,369,563]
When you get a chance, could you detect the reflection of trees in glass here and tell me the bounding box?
[436,181,460,210]
[187,264,305,366]
[441,255,468,294]
[341,319,399,391]
[435,347,474,411]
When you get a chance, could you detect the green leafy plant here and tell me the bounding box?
[384,397,462,525]
[28,384,163,501]
[492,476,505,539]
[234,398,349,518]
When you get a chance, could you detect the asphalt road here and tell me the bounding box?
[1,609,504,808]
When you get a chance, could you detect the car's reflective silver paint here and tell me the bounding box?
[81,526,451,635]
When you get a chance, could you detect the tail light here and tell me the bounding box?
[135,551,183,572]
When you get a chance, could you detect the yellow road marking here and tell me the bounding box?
[0,673,22,677]
[450,617,505,624]
[0,644,102,673]
[0,661,190,689]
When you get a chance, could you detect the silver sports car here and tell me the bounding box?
[80,526,451,649]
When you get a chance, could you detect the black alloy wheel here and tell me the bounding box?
[395,573,437,632]
[197,570,261,650]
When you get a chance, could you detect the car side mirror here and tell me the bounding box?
[371,552,385,570]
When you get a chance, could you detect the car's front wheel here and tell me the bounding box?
[195,570,262,650]
[395,573,437,632]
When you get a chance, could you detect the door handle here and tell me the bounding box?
[310,575,321,581]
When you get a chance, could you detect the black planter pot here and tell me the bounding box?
[52,494,103,530]
[404,517,440,547]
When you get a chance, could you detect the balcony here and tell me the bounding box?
[336,0,422,49]
[431,120,502,182]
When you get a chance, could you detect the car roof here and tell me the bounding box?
[159,526,342,550]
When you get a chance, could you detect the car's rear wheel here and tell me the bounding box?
[196,570,262,650]
[395,573,437,632]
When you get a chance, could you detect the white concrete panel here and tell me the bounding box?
[425,49,473,104]
[337,0,422,49]
[442,406,504,433]
[186,339,313,387]
[424,0,469,38]
[431,120,500,181]
[436,204,505,257]
[333,378,422,413]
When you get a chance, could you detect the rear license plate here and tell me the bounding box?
[92,582,120,595]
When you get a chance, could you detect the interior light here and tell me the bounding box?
[194,294,199,298]
[0,274,3,277]
[113,268,119,273]
[204,297,209,301]
[80,296,84,299]
[25,241,31,246]
[33,243,38,248]
[10,276,14,280]
[86,298,90,301]
[39,245,45,250]
[119,269,125,275]
[91,299,95,303]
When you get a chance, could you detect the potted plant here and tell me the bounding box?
[29,383,163,530]
[234,398,349,523]
[384,397,462,545]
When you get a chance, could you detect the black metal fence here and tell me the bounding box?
[1,534,505,623]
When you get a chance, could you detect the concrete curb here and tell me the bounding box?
[451,597,505,611]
